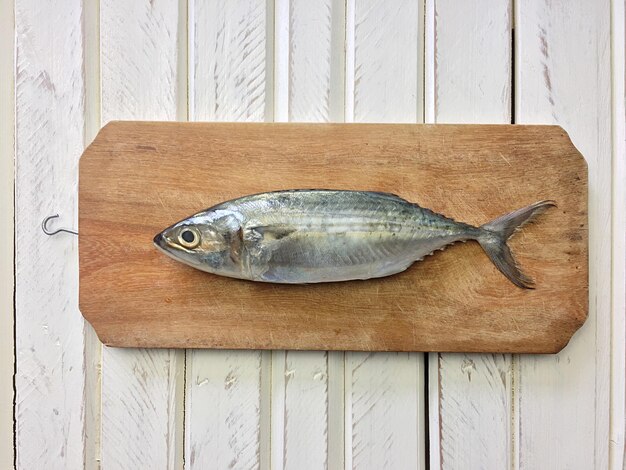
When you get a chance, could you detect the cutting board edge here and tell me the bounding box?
[78,300,588,354]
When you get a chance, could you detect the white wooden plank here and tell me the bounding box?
[0,0,15,467]
[190,0,271,122]
[345,353,424,469]
[99,1,186,468]
[345,2,425,467]
[185,351,265,469]
[83,0,102,467]
[435,354,511,468]
[351,0,421,124]
[286,0,343,122]
[272,352,329,470]
[101,0,185,121]
[14,0,86,468]
[185,2,271,468]
[428,0,512,124]
[424,2,514,469]
[515,2,611,468]
[610,1,626,468]
[270,1,345,469]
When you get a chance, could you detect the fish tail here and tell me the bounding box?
[477,200,556,289]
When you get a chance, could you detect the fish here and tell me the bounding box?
[153,190,555,288]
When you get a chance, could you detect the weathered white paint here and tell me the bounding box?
[185,1,271,468]
[14,0,86,468]
[425,2,514,469]
[185,351,265,469]
[284,0,345,122]
[271,352,328,470]
[10,1,626,468]
[99,1,186,468]
[344,1,425,468]
[515,1,611,469]
[349,0,422,124]
[270,2,345,468]
[0,0,15,467]
[189,0,271,122]
[610,2,626,469]
[345,353,424,470]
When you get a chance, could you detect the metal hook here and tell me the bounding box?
[42,214,78,236]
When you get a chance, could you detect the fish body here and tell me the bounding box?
[154,190,554,288]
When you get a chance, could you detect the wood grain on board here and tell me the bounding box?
[79,121,588,353]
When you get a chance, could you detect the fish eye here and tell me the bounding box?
[178,227,200,249]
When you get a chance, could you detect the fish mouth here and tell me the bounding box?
[153,232,170,254]
[153,232,164,246]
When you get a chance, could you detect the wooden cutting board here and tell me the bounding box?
[79,122,587,353]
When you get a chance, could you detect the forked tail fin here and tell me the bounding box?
[477,200,556,289]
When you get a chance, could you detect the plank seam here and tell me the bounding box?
[179,350,187,470]
[511,354,519,470]
[510,7,517,470]
[187,0,195,121]
[176,2,188,467]
[424,3,437,468]
[265,0,276,122]
[416,0,425,129]
[82,0,102,466]
[273,0,288,122]
[343,352,352,470]
[510,0,515,126]
[12,201,16,470]
[610,0,626,467]
[260,351,273,470]
[343,0,354,122]
[329,2,346,467]
[0,0,17,466]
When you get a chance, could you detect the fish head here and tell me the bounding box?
[153,208,242,275]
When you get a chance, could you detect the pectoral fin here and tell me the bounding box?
[229,227,244,263]
[244,225,297,242]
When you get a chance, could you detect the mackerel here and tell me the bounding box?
[153,190,554,288]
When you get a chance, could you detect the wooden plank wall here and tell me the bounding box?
[10,1,625,469]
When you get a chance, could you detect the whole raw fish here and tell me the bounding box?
[153,190,554,288]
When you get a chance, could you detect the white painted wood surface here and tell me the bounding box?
[344,2,425,469]
[515,1,611,469]
[10,0,626,468]
[0,0,15,467]
[14,1,86,468]
[425,2,514,469]
[99,1,186,468]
